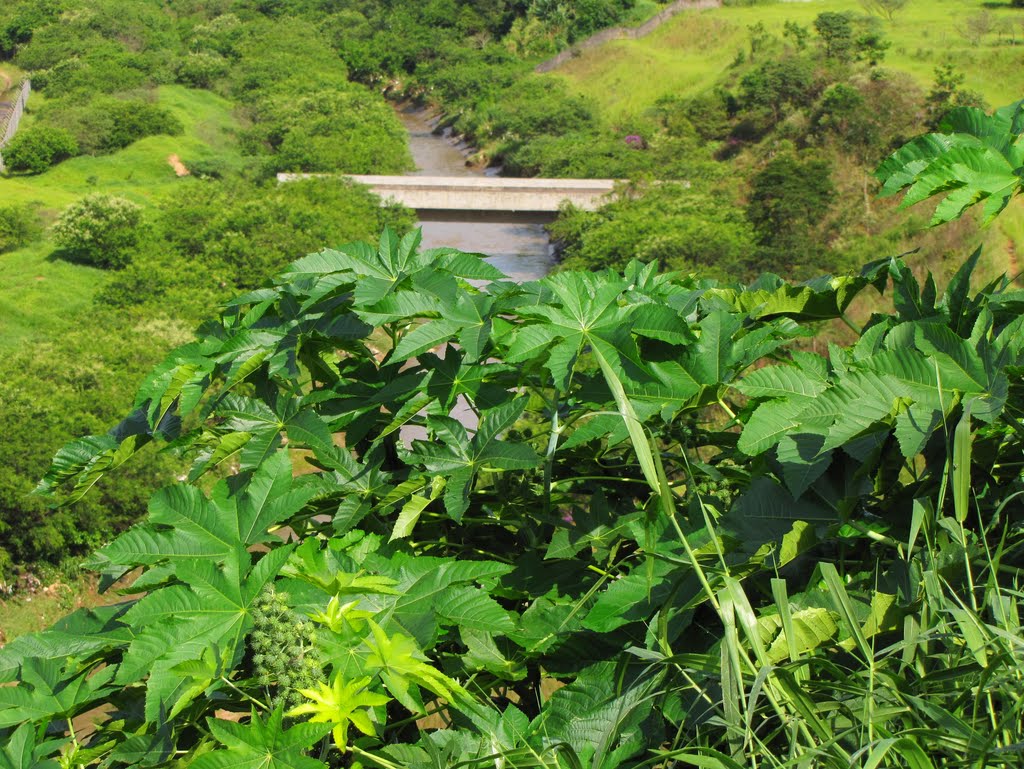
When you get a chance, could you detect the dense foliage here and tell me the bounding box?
[3,106,1023,766]
[1,0,413,177]
[0,176,412,570]
[53,194,144,269]
[0,203,41,253]
[1,125,79,174]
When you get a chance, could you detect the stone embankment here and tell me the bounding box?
[535,0,722,74]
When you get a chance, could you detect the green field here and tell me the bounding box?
[551,0,1024,119]
[0,84,241,351]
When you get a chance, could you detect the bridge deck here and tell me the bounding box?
[277,173,619,212]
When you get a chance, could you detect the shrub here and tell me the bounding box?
[0,203,42,252]
[98,177,416,312]
[52,194,144,269]
[174,52,229,89]
[13,217,1024,766]
[42,97,183,155]
[1,124,78,173]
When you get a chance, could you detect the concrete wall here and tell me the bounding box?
[277,173,618,212]
[0,80,32,173]
[535,0,721,74]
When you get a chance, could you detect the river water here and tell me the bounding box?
[397,106,555,281]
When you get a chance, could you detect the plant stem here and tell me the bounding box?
[219,676,270,711]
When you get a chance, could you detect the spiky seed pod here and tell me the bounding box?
[248,585,327,710]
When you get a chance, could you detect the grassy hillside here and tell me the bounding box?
[0,84,240,210]
[547,0,1024,279]
[552,0,1024,119]
[0,84,240,351]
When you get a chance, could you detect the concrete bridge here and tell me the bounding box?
[277,173,618,213]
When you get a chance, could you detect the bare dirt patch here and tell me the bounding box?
[167,153,190,176]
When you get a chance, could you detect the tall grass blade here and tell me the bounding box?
[953,400,973,523]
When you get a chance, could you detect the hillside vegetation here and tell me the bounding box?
[554,0,1024,116]
[0,0,418,574]
[543,0,1024,285]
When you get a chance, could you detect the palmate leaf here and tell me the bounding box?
[406,399,538,520]
[119,546,294,721]
[536,663,664,769]
[508,271,635,389]
[702,263,888,320]
[366,555,514,648]
[363,620,467,713]
[0,723,61,769]
[194,708,332,769]
[875,101,1024,225]
[91,452,312,571]
[0,659,117,728]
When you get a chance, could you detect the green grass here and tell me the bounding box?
[0,240,109,350]
[0,85,242,351]
[0,573,114,643]
[1,84,242,209]
[552,0,1024,121]
[992,197,1024,283]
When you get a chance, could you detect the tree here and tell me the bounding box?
[0,203,41,253]
[747,152,835,273]
[814,12,854,61]
[853,16,890,66]
[52,194,144,269]
[925,62,988,128]
[747,21,772,61]
[740,56,818,125]
[783,20,809,51]
[858,0,908,22]
[963,10,996,44]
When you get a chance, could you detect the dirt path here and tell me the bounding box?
[0,70,11,92]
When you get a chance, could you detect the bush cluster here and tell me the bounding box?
[0,204,42,253]
[2,125,78,174]
[52,194,144,269]
[42,97,184,155]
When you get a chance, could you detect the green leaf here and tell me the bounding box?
[194,708,332,769]
[735,364,826,399]
[392,320,464,361]
[876,102,1024,225]
[435,586,514,633]
[776,434,832,499]
[536,662,663,769]
[758,606,838,664]
[390,494,432,542]
[0,723,60,769]
[0,659,117,728]
[738,398,817,456]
